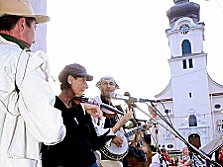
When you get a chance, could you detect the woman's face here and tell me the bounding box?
[68,76,88,97]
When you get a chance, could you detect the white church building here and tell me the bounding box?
[153,0,223,152]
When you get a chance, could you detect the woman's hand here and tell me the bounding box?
[81,103,102,118]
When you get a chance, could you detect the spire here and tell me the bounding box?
[167,0,200,24]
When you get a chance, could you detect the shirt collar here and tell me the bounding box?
[0,34,30,49]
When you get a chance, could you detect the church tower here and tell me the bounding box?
[154,0,223,150]
[166,0,212,149]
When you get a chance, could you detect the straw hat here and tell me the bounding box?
[0,0,49,23]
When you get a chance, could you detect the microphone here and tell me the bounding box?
[83,97,124,115]
[110,93,158,103]
[110,92,138,103]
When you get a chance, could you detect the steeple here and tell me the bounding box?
[167,0,200,25]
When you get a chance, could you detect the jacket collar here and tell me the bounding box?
[0,34,29,49]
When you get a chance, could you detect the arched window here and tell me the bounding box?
[189,115,197,127]
[182,40,191,55]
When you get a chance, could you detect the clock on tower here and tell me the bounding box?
[179,24,190,34]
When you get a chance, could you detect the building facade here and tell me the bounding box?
[154,0,223,153]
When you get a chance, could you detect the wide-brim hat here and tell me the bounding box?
[0,0,50,24]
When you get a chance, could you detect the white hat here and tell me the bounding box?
[96,76,120,89]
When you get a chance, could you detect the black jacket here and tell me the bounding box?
[42,96,114,167]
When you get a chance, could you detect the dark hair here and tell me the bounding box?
[58,65,78,90]
[150,145,157,152]
[0,15,35,31]
[25,17,36,27]
[144,134,151,145]
[160,148,166,153]
[59,73,78,90]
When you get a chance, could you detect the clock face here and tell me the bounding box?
[179,24,190,34]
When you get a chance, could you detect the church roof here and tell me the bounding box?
[166,0,200,25]
[208,74,223,95]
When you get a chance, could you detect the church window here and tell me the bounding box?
[214,104,221,109]
[189,115,197,127]
[189,59,193,68]
[189,92,192,98]
[182,59,187,69]
[182,40,191,55]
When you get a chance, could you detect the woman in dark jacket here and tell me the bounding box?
[41,63,120,167]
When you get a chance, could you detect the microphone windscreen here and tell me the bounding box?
[110,92,129,100]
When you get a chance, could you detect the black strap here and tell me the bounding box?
[15,81,20,93]
[14,48,30,94]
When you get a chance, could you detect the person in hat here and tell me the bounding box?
[0,0,66,167]
[92,77,133,167]
[92,76,135,167]
[41,63,132,167]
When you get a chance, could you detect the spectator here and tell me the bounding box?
[179,147,191,166]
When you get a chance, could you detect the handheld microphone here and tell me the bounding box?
[77,97,124,115]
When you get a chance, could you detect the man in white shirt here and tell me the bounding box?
[0,0,66,166]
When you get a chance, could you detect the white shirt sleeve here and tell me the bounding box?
[18,52,66,145]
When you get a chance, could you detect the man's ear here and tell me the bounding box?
[17,18,26,29]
